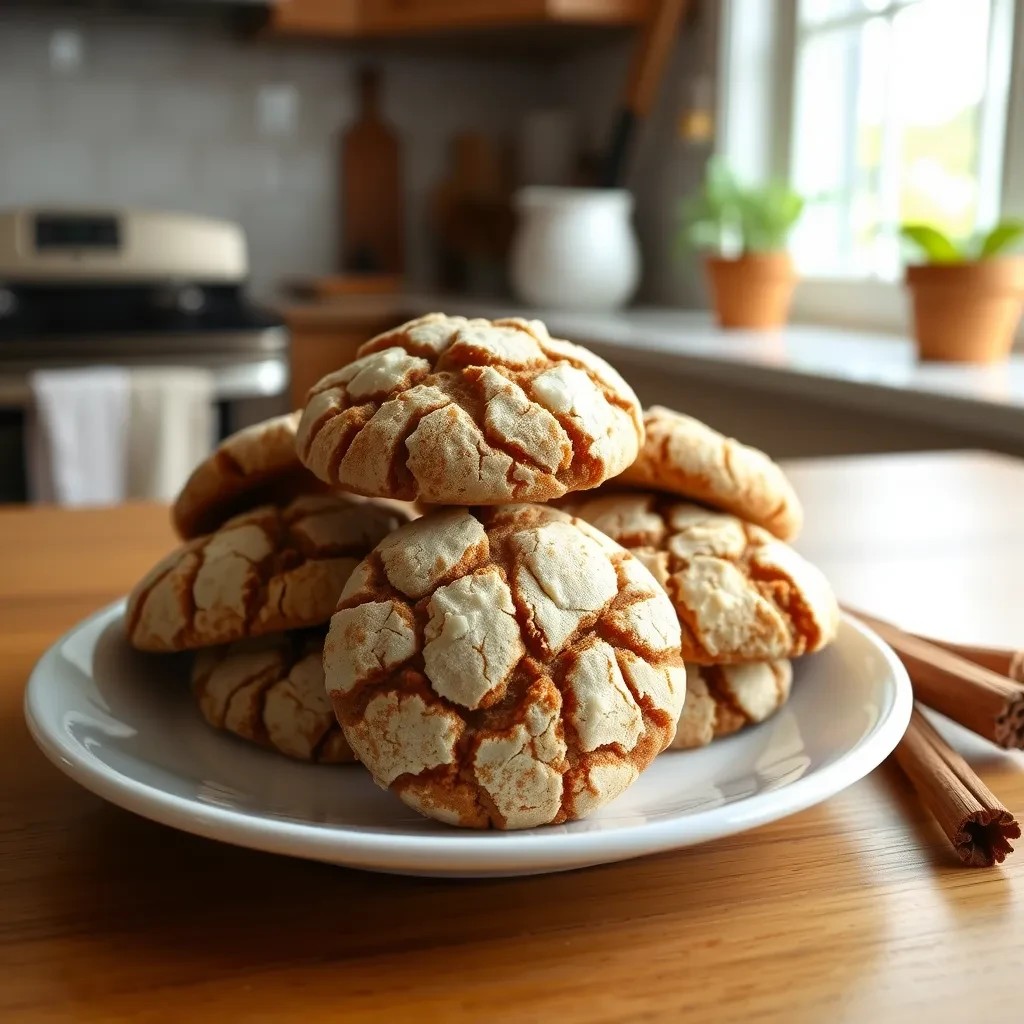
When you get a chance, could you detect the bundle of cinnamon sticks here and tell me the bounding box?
[854,611,1022,867]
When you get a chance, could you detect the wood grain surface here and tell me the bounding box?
[2,453,1023,1022]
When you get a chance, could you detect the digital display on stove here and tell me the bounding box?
[33,214,120,251]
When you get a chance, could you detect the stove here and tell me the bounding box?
[0,207,289,500]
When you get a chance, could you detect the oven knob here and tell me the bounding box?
[156,283,205,316]
[177,285,205,314]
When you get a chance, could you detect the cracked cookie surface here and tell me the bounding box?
[192,630,355,763]
[296,313,644,505]
[173,412,326,539]
[617,406,803,540]
[561,490,838,664]
[325,503,687,830]
[128,494,410,651]
[671,660,792,749]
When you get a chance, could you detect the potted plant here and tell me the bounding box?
[681,158,804,329]
[901,220,1024,362]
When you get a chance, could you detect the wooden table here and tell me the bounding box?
[2,451,1021,1022]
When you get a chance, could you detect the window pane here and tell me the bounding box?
[800,0,889,26]
[853,16,895,276]
[790,25,859,274]
[794,201,848,276]
[801,0,862,25]
[790,0,997,279]
[892,0,989,240]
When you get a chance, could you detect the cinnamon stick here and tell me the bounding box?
[852,611,1024,749]
[915,637,1024,684]
[893,705,1019,866]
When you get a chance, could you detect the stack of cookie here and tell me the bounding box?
[128,412,414,763]
[125,312,838,832]
[560,406,839,751]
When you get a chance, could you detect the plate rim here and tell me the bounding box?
[24,601,913,874]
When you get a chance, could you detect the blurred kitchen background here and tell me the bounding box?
[2,0,1023,505]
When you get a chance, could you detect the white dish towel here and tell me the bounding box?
[124,368,215,503]
[27,366,215,506]
[27,367,130,506]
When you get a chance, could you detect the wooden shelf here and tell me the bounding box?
[267,0,359,37]
[265,0,652,40]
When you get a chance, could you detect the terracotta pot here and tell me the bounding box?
[905,259,1024,362]
[704,252,796,329]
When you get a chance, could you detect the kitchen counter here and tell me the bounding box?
[285,296,1024,453]
[4,450,1022,1022]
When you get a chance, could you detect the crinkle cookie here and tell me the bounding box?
[671,661,792,750]
[127,494,410,652]
[325,503,686,830]
[562,490,838,664]
[173,412,325,539]
[296,313,644,505]
[192,631,354,763]
[617,406,803,541]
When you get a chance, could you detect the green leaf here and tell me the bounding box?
[677,158,804,254]
[737,182,804,252]
[679,193,714,225]
[682,220,725,254]
[678,157,743,254]
[900,223,962,263]
[977,219,1024,259]
[705,155,740,210]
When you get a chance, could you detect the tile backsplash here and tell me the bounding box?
[0,9,552,299]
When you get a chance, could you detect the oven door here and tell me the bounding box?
[0,408,26,502]
[0,326,289,503]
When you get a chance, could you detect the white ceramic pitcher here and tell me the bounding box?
[510,187,640,311]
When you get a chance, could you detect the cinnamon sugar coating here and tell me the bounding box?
[127,495,410,651]
[561,490,838,664]
[325,503,686,829]
[671,660,793,749]
[618,406,803,541]
[192,630,355,763]
[173,412,326,539]
[296,313,644,505]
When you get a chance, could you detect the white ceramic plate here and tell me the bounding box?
[25,603,911,877]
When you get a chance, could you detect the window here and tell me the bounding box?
[788,0,1015,280]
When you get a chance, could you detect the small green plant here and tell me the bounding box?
[900,219,1024,263]
[680,157,804,255]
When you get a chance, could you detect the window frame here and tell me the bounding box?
[716,0,1024,335]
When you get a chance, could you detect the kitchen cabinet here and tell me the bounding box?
[266,0,652,39]
[268,0,360,36]
[359,0,651,34]
[288,326,368,407]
